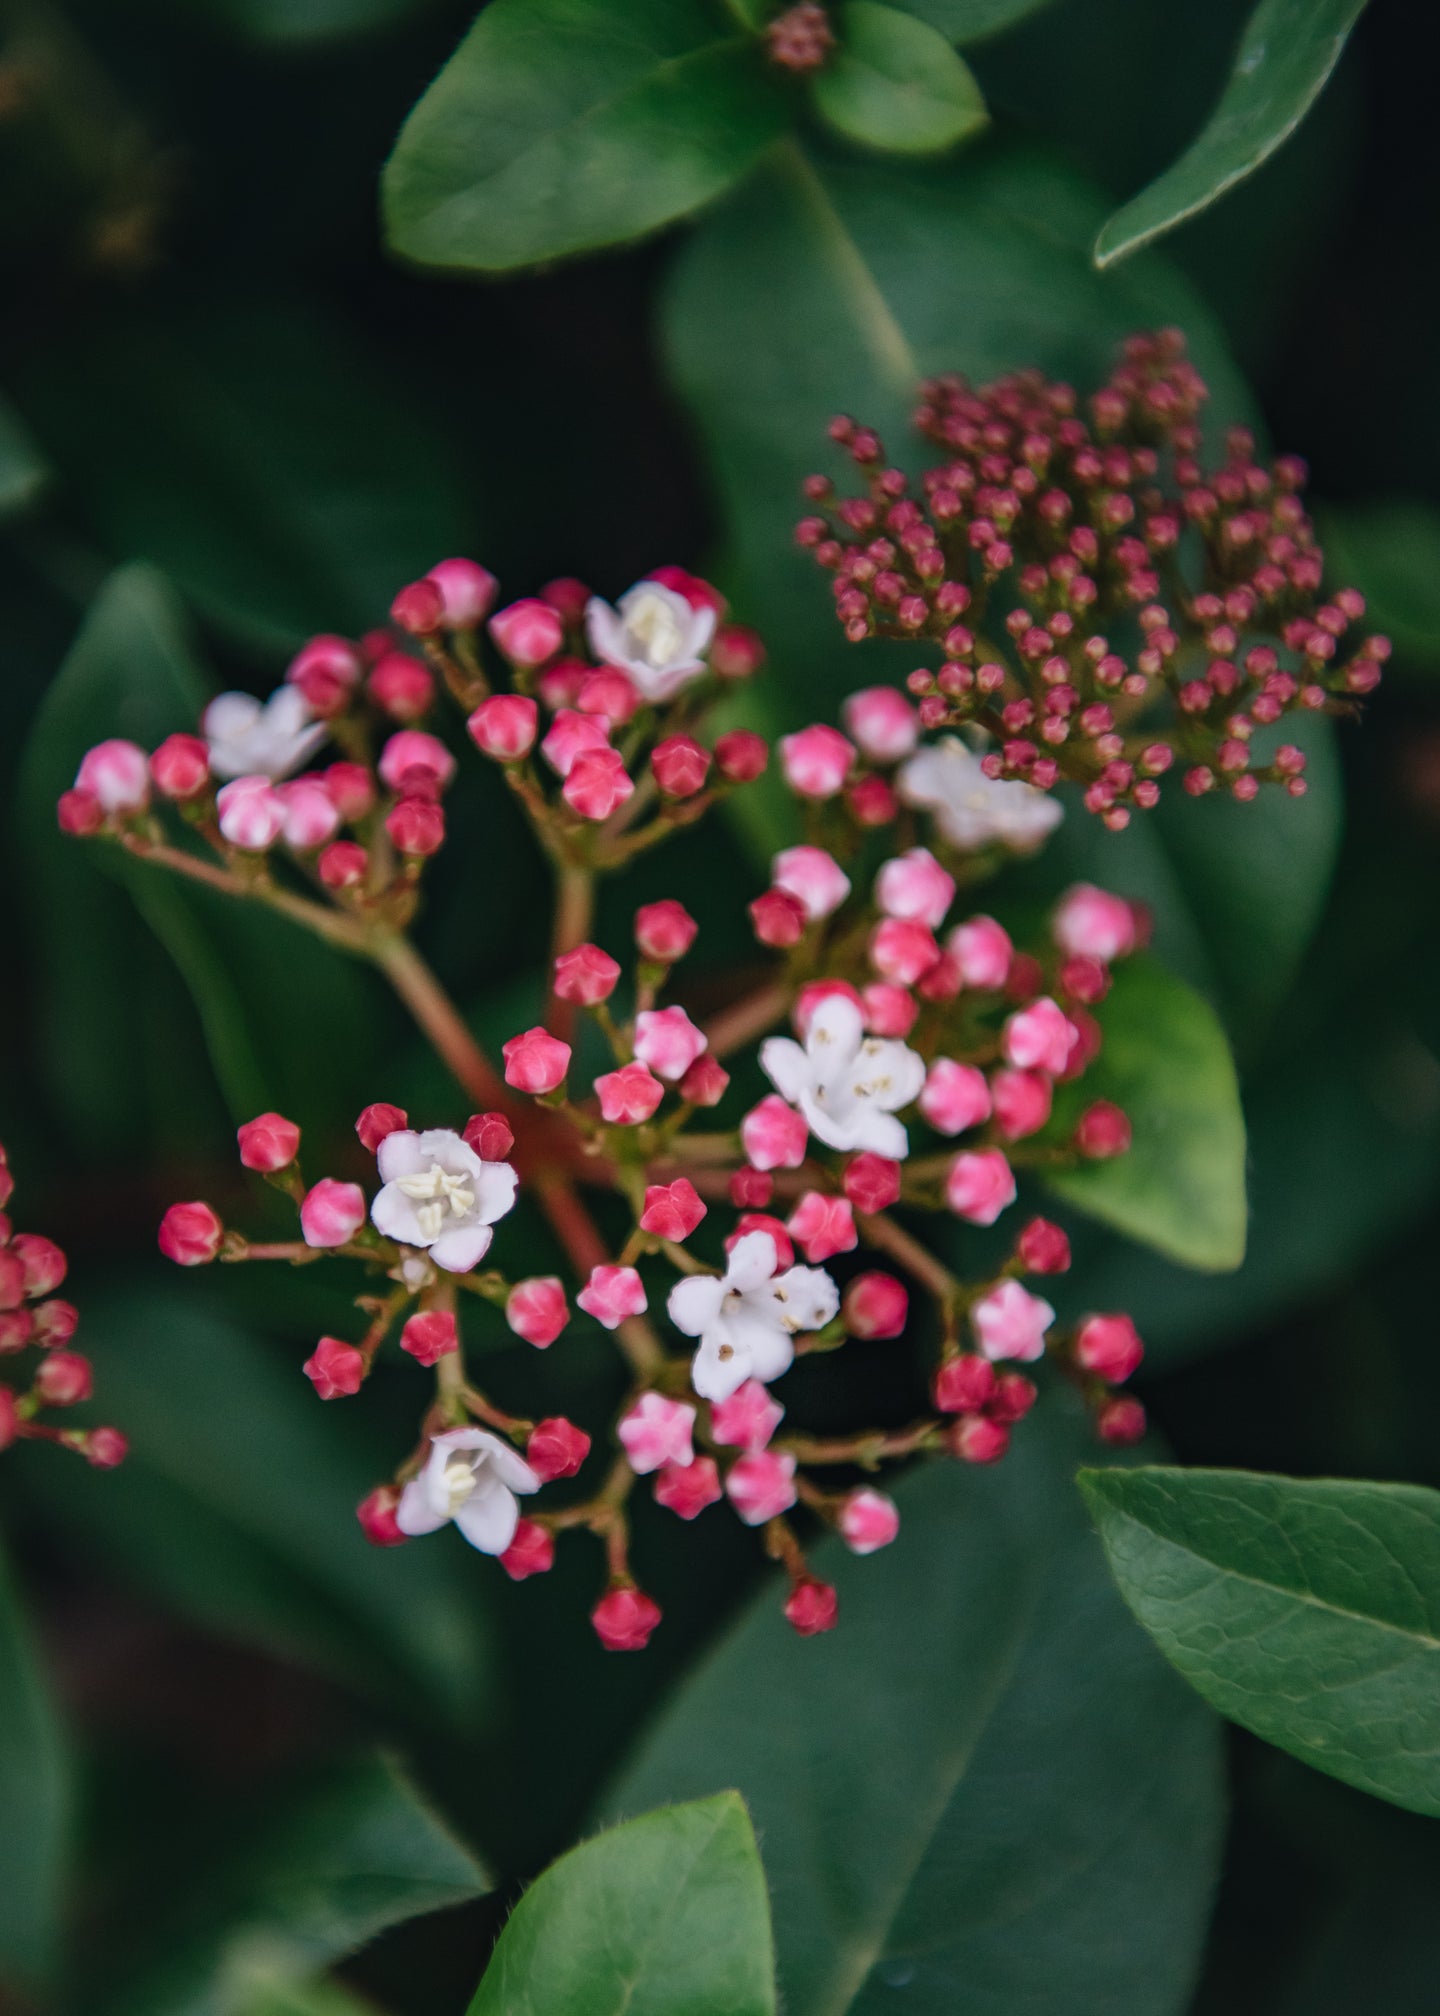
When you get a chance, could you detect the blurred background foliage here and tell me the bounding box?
[4,0,1440,2009]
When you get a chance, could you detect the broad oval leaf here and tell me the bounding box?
[0,1539,71,1990]
[1080,1466,1440,1817]
[1043,955,1247,1272]
[382,0,789,274]
[1094,0,1371,267]
[468,1793,775,2016]
[606,1409,1224,2016]
[890,0,1058,41]
[811,3,988,156]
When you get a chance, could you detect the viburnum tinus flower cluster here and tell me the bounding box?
[57,333,1383,1651]
[0,1144,126,1467]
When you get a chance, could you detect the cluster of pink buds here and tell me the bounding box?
[0,1144,125,1467]
[797,329,1386,827]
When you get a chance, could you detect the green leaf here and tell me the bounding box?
[232,1977,381,2016]
[1321,498,1440,674]
[0,1539,71,1989]
[104,1754,487,2016]
[175,0,435,48]
[1080,1466,1440,1817]
[889,0,1058,42]
[607,1409,1224,2015]
[1094,0,1371,267]
[811,4,987,156]
[382,0,790,275]
[0,388,48,518]
[1043,955,1247,1271]
[468,1794,775,2016]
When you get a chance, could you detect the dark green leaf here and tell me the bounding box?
[382,0,790,275]
[1080,1465,1440,1816]
[0,1539,71,1989]
[232,1978,380,2016]
[890,0,1058,42]
[176,0,435,48]
[1321,498,1440,674]
[1094,0,1371,267]
[1044,956,1247,1271]
[607,1408,1224,2015]
[468,1794,775,2016]
[811,4,987,156]
[0,388,48,517]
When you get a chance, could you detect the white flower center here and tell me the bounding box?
[441,1453,478,1514]
[627,593,685,668]
[396,1165,476,1241]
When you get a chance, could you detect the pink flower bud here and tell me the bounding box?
[919,1059,991,1136]
[785,1578,838,1635]
[576,1264,647,1329]
[640,1179,706,1242]
[651,734,711,798]
[679,1053,729,1106]
[795,977,866,1040]
[595,1062,664,1125]
[1076,1312,1144,1382]
[750,887,808,948]
[278,778,341,850]
[654,1455,723,1519]
[369,652,435,723]
[945,1149,1017,1226]
[379,729,456,796]
[710,1379,783,1450]
[870,917,940,986]
[842,685,919,763]
[990,1371,1037,1423]
[468,693,538,760]
[741,1095,809,1171]
[649,564,724,614]
[633,1005,707,1082]
[237,1110,300,1172]
[387,797,445,856]
[11,1235,65,1299]
[787,1191,857,1262]
[0,1388,16,1450]
[933,1354,996,1413]
[217,776,286,850]
[356,1103,408,1152]
[578,667,641,724]
[842,1270,908,1339]
[839,1486,899,1554]
[400,1309,457,1366]
[971,1278,1055,1362]
[33,1299,79,1347]
[1004,997,1079,1076]
[949,1414,1010,1464]
[553,943,620,1005]
[564,748,634,820]
[618,1392,695,1474]
[0,1253,23,1313]
[862,984,918,1038]
[324,761,376,822]
[0,1306,30,1350]
[991,1068,1053,1142]
[727,1212,794,1270]
[506,1277,569,1347]
[948,915,1012,990]
[635,899,697,962]
[1017,1217,1071,1274]
[426,557,498,627]
[286,646,353,716]
[34,1350,92,1407]
[527,1415,591,1480]
[76,739,149,815]
[714,729,769,782]
[1054,883,1138,963]
[357,1485,408,1547]
[490,597,564,667]
[842,1153,901,1215]
[158,1201,223,1266]
[319,840,368,889]
[1097,1395,1147,1445]
[458,1115,510,1164]
[57,789,103,836]
[875,847,955,928]
[1075,1101,1131,1157]
[780,723,855,799]
[500,1519,555,1580]
[303,1335,365,1399]
[537,659,589,709]
[730,1167,773,1208]
[82,1424,126,1468]
[711,622,766,678]
[390,578,445,635]
[150,733,210,800]
[592,1585,661,1651]
[541,708,609,778]
[503,1026,571,1095]
[725,1449,798,1525]
[772,845,851,922]
[300,1178,366,1249]
[848,774,900,826]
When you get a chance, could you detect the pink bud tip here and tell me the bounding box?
[618,1392,695,1474]
[651,734,712,798]
[303,1335,365,1399]
[933,1354,996,1413]
[319,840,368,890]
[325,761,375,822]
[640,1178,706,1242]
[357,1485,408,1547]
[1097,1395,1147,1445]
[299,1178,366,1249]
[948,915,1012,990]
[875,847,955,929]
[489,597,564,668]
[158,1201,224,1266]
[217,776,286,851]
[500,1518,555,1579]
[576,1264,647,1330]
[400,1309,458,1366]
[150,733,211,800]
[468,693,538,761]
[380,728,456,797]
[57,788,103,836]
[1075,1311,1144,1382]
[970,1278,1055,1362]
[76,739,149,815]
[635,899,698,963]
[10,1235,66,1300]
[369,652,436,723]
[787,1190,857,1263]
[84,1426,128,1469]
[390,578,445,635]
[1016,1217,1071,1274]
[710,1379,784,1451]
[502,1026,571,1096]
[592,1585,662,1651]
[356,1102,408,1152]
[0,1388,16,1450]
[842,685,920,763]
[506,1277,569,1348]
[679,1053,729,1107]
[595,1061,665,1126]
[750,887,809,949]
[842,1152,902,1215]
[784,1578,838,1635]
[990,1371,1037,1423]
[1054,883,1138,963]
[780,723,856,799]
[578,668,641,725]
[945,1148,1017,1227]
[838,1486,900,1554]
[34,1350,93,1407]
[33,1299,79,1347]
[991,1068,1053,1142]
[236,1111,301,1173]
[526,1415,591,1481]
[740,1095,809,1172]
[730,1167,773,1209]
[870,916,940,987]
[464,1111,515,1161]
[725,1449,798,1525]
[949,1414,1010,1464]
[773,844,851,922]
[727,1212,795,1271]
[563,747,634,821]
[426,557,498,628]
[540,576,591,624]
[653,1455,723,1519]
[711,623,766,678]
[842,1270,908,1340]
[633,1005,707,1083]
[714,729,769,782]
[554,942,621,1005]
[1075,1100,1131,1157]
[919,1058,991,1137]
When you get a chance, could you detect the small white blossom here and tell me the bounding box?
[898,738,1062,851]
[668,1230,839,1403]
[396,1428,539,1554]
[584,580,716,703]
[370,1128,517,1273]
[204,686,328,781]
[760,993,925,1159]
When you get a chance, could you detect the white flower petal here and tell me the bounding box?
[203,692,262,741]
[806,992,865,1063]
[471,1161,519,1225]
[453,1478,520,1555]
[773,1264,839,1334]
[371,1182,429,1246]
[395,1476,449,1536]
[666,1274,727,1339]
[745,1326,796,1387]
[857,1039,927,1111]
[759,1036,811,1104]
[727,1231,779,1293]
[691,1333,751,1402]
[584,598,625,665]
[430,1222,493,1272]
[848,1108,911,1160]
[376,1130,428,1182]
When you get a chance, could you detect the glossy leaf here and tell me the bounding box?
[1095,0,1371,267]
[1322,498,1440,673]
[1044,955,1247,1271]
[607,1408,1224,2015]
[0,388,47,517]
[890,0,1058,41]
[0,1539,71,1989]
[468,1794,775,2016]
[811,4,988,156]
[382,0,789,274]
[1080,1466,1440,1816]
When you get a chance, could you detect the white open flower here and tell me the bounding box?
[760,993,925,1159]
[668,1230,838,1402]
[584,580,716,703]
[898,738,1062,851]
[204,686,328,781]
[370,1128,518,1273]
[396,1428,539,1554]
